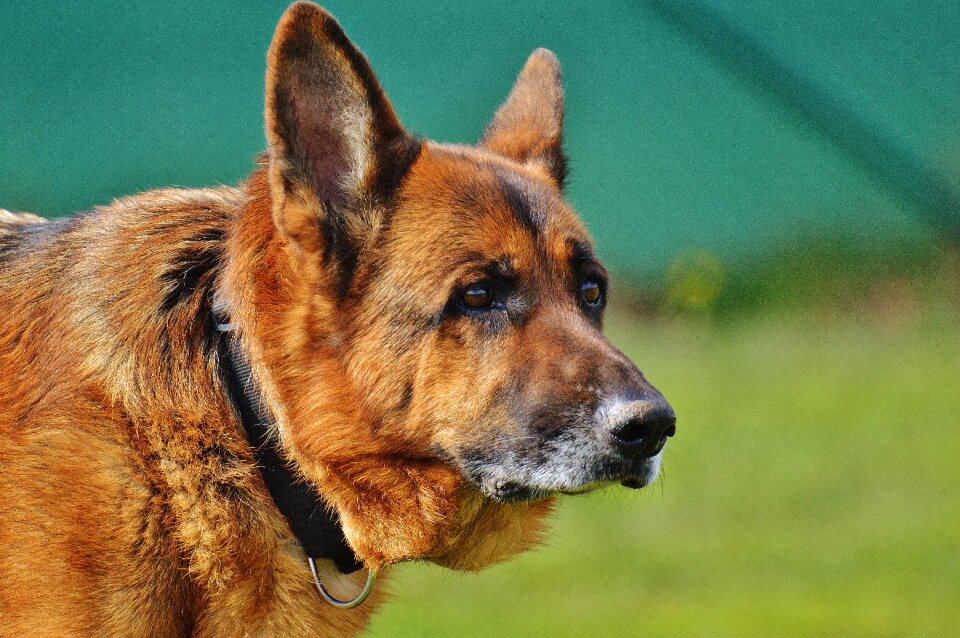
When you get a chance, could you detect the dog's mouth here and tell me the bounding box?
[468,455,663,504]
[454,419,668,504]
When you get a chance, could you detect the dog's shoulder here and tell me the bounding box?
[1,186,246,410]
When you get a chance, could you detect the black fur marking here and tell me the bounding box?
[425,309,445,333]
[397,381,414,412]
[498,174,543,237]
[567,238,597,264]
[317,209,359,300]
[547,145,569,191]
[159,229,224,313]
[0,232,25,262]
[197,293,223,359]
[370,137,424,209]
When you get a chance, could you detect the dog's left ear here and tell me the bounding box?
[264,2,419,260]
[480,48,566,188]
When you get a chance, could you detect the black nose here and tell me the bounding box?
[608,400,676,458]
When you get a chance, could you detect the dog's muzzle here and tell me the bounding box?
[458,392,676,502]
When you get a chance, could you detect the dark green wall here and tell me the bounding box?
[2,1,957,278]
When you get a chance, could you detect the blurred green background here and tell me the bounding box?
[3,1,959,636]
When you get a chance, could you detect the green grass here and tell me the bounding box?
[365,304,960,637]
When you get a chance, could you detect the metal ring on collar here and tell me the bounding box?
[307,557,377,609]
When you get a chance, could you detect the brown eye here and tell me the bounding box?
[581,279,602,306]
[461,284,494,309]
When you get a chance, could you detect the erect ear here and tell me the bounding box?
[479,48,566,188]
[264,2,420,261]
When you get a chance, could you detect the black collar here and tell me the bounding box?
[216,316,363,574]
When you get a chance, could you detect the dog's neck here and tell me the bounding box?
[215,314,363,574]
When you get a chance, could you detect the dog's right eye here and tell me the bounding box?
[460,284,494,310]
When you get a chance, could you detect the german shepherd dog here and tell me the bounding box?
[0,3,675,636]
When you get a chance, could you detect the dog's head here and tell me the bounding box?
[238,2,675,569]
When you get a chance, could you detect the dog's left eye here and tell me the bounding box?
[460,284,494,310]
[580,279,603,306]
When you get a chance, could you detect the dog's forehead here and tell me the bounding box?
[390,143,592,272]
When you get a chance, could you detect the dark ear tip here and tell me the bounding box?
[282,1,334,24]
[274,2,341,49]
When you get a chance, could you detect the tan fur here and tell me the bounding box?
[0,3,666,636]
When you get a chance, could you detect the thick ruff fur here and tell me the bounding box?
[0,3,674,636]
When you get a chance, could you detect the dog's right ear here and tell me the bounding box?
[264,2,419,262]
[479,48,566,189]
